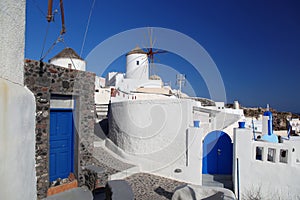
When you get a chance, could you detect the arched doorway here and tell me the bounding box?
[202,131,233,174]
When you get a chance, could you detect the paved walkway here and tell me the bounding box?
[44,187,93,200]
[90,146,135,187]
[125,173,185,200]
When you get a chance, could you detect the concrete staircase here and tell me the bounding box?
[202,174,233,191]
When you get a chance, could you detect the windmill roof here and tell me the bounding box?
[49,47,83,61]
[126,46,147,55]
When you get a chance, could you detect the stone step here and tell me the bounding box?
[202,174,232,181]
[202,180,224,188]
[202,174,233,190]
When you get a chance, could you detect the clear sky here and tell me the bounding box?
[25,0,300,113]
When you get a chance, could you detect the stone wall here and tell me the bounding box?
[24,59,95,199]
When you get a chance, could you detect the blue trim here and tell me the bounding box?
[50,108,73,111]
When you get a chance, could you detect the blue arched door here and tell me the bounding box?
[202,131,232,174]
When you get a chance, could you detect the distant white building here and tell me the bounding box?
[49,47,86,71]
[289,118,300,133]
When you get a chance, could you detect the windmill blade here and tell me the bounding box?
[148,27,154,48]
[152,50,168,55]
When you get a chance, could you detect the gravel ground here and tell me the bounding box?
[90,146,135,187]
[125,173,186,200]
[92,147,186,199]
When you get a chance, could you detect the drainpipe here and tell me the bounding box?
[237,158,240,200]
[252,118,256,141]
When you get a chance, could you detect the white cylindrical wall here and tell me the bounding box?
[108,99,208,184]
[126,53,149,79]
[262,115,269,135]
[50,58,86,71]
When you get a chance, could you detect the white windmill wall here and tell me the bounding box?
[126,53,149,80]
[50,58,86,71]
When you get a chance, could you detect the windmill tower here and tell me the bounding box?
[125,29,167,80]
[126,46,149,80]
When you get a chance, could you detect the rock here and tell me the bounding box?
[172,185,236,200]
[106,180,134,200]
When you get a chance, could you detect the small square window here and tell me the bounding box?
[136,61,139,65]
[267,148,276,162]
[279,149,288,163]
[256,146,263,161]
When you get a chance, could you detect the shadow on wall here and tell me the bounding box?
[94,119,109,140]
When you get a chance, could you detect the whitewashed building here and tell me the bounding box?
[49,47,86,71]
[0,1,36,199]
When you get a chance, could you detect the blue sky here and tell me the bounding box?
[25,0,300,112]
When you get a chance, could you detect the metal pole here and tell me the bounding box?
[47,0,53,22]
[59,0,66,34]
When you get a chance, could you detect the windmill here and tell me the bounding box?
[142,28,167,77]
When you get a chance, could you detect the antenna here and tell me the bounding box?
[176,74,186,98]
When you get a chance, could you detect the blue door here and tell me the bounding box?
[202,131,232,174]
[50,110,74,182]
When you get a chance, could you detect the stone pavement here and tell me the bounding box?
[44,187,93,200]
[86,146,136,187]
[125,173,186,200]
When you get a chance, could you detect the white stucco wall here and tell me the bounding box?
[0,0,25,85]
[116,78,163,93]
[0,80,37,200]
[95,87,111,104]
[109,99,193,154]
[233,128,300,199]
[108,99,206,183]
[50,58,86,71]
[0,1,37,199]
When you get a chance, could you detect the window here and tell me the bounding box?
[136,60,139,65]
[68,63,72,68]
[256,146,263,161]
[279,149,288,163]
[267,148,276,162]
